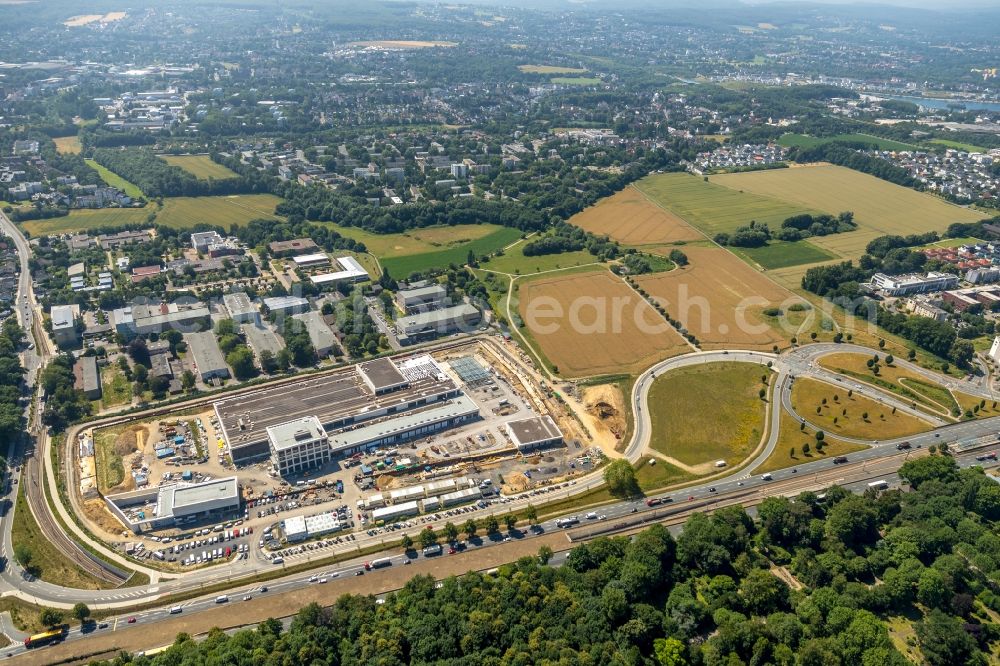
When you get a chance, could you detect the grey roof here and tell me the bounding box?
[329,395,479,451]
[398,284,447,302]
[358,357,407,392]
[507,416,562,447]
[397,303,480,335]
[186,331,229,374]
[263,295,309,311]
[223,292,257,318]
[50,304,76,331]
[241,322,284,357]
[266,416,327,452]
[78,356,100,393]
[291,311,337,353]
[158,476,240,518]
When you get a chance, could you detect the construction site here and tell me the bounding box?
[76,338,603,561]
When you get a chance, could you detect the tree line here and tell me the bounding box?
[91,453,1000,666]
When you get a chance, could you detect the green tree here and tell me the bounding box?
[485,515,500,535]
[916,609,980,666]
[463,519,477,539]
[739,568,789,616]
[14,543,32,569]
[226,346,257,380]
[419,528,438,549]
[604,459,640,498]
[504,514,517,531]
[525,504,538,525]
[400,534,413,550]
[258,349,278,374]
[72,603,91,622]
[181,369,196,390]
[39,608,63,627]
[443,522,459,543]
[538,545,553,564]
[654,637,687,666]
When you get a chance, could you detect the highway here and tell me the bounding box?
[6,444,997,662]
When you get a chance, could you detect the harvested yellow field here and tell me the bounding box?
[517,269,690,377]
[160,155,238,180]
[569,186,704,246]
[53,135,81,154]
[712,165,983,261]
[64,12,126,26]
[634,246,805,351]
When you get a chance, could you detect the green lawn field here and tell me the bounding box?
[481,244,598,275]
[160,155,239,180]
[777,133,922,151]
[85,159,145,198]
[929,138,988,152]
[382,227,523,277]
[634,172,813,238]
[731,239,837,270]
[647,361,771,468]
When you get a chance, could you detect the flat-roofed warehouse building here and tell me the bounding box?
[269,238,319,257]
[223,292,259,324]
[267,416,331,476]
[73,356,101,400]
[358,357,408,395]
[396,303,481,345]
[105,477,240,533]
[506,415,563,453]
[292,252,330,269]
[263,295,309,317]
[396,283,448,313]
[214,355,463,464]
[328,395,480,453]
[185,331,230,381]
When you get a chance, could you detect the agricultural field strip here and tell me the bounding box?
[711,165,982,260]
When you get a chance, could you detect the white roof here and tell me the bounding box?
[310,256,369,284]
[292,253,330,265]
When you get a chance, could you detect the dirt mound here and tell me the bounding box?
[503,472,530,494]
[114,425,146,457]
[83,498,127,537]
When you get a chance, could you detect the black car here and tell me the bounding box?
[896,442,912,450]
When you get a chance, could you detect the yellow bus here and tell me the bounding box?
[23,628,64,648]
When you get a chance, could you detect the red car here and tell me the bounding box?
[127,617,136,624]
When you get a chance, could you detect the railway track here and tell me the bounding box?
[23,451,127,586]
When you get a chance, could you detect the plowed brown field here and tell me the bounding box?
[569,186,703,246]
[634,246,806,351]
[518,269,690,377]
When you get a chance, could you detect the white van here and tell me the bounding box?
[761,473,773,481]
[714,460,727,468]
[169,606,182,614]
[215,595,228,604]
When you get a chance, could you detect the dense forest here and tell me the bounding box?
[94,454,1000,666]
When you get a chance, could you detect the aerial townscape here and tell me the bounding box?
[3,0,1000,663]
